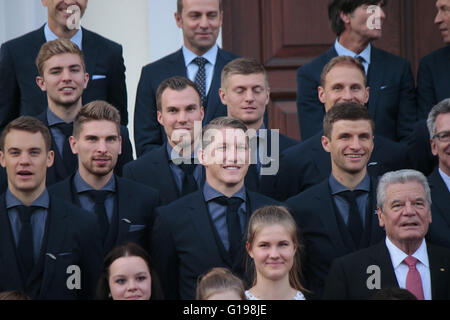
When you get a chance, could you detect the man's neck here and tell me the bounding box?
[47,19,78,39]
[9,184,46,207]
[390,237,423,256]
[169,138,199,159]
[206,176,244,198]
[245,118,264,132]
[338,33,370,55]
[78,168,114,190]
[48,101,82,123]
[331,166,367,190]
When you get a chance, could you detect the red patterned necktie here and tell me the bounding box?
[404,256,424,300]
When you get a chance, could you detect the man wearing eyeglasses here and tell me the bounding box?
[426,99,450,250]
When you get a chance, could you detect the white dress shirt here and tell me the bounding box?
[182,45,218,95]
[385,237,432,300]
[334,38,371,74]
[44,23,83,50]
[438,168,450,192]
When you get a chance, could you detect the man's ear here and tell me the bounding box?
[321,135,331,153]
[36,76,47,92]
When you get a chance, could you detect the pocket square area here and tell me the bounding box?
[129,224,146,232]
[92,75,106,80]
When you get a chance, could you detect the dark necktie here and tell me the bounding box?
[215,196,244,262]
[53,122,77,173]
[179,163,198,196]
[194,57,208,107]
[355,55,366,64]
[16,205,37,279]
[339,190,364,246]
[86,190,110,243]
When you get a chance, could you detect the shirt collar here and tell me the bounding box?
[329,172,371,195]
[47,108,72,126]
[74,170,116,193]
[44,23,83,50]
[166,142,199,164]
[182,44,218,67]
[385,237,429,269]
[334,38,371,64]
[6,188,50,209]
[203,181,246,203]
[438,168,450,192]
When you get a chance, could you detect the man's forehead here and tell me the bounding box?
[79,120,119,135]
[326,65,365,84]
[182,0,221,12]
[5,130,46,148]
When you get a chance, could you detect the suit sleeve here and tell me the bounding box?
[416,57,436,121]
[107,44,128,126]
[322,258,349,300]
[0,43,20,131]
[150,208,180,300]
[296,67,324,141]
[134,67,163,156]
[396,61,417,143]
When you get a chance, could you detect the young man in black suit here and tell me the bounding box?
[323,170,450,300]
[286,102,385,299]
[219,58,298,198]
[49,101,159,255]
[276,56,409,200]
[425,100,450,249]
[0,0,128,130]
[297,0,416,143]
[134,0,238,156]
[0,116,102,299]
[123,76,205,206]
[151,117,280,300]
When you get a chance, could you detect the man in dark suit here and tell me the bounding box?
[151,117,280,299]
[49,101,159,255]
[219,58,298,198]
[0,0,128,130]
[286,103,385,299]
[134,0,238,156]
[0,116,102,299]
[276,56,409,201]
[323,170,450,300]
[123,77,205,206]
[417,0,450,119]
[297,0,416,143]
[425,100,450,249]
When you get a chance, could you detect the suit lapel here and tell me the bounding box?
[315,181,349,255]
[37,196,69,299]
[31,25,47,53]
[367,46,384,120]
[187,192,232,266]
[428,244,449,299]
[204,48,227,122]
[0,196,24,290]
[171,49,188,77]
[370,241,399,288]
[311,132,331,178]
[81,28,100,87]
[153,145,180,202]
[115,177,133,245]
[429,169,450,226]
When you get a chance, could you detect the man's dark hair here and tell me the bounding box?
[328,0,387,36]
[0,116,52,152]
[323,102,375,139]
[371,287,417,300]
[156,76,201,112]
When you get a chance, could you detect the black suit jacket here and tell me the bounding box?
[275,131,410,201]
[323,241,450,300]
[133,48,239,156]
[407,120,438,176]
[0,25,128,128]
[123,143,205,206]
[286,178,385,299]
[49,175,159,254]
[427,168,450,250]
[296,45,417,143]
[150,190,280,300]
[417,46,450,120]
[245,131,299,198]
[0,193,102,299]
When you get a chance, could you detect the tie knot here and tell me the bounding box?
[54,122,73,137]
[179,163,196,175]
[339,190,364,202]
[215,196,243,210]
[194,56,208,67]
[86,190,110,204]
[355,55,366,64]
[404,256,418,268]
[16,205,37,224]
